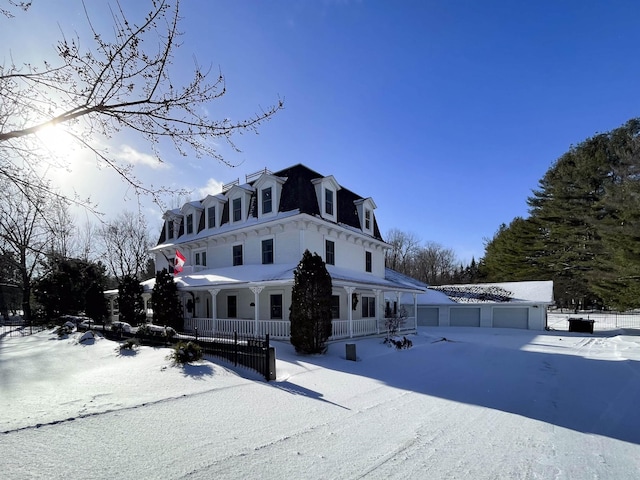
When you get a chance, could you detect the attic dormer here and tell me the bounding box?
[224,183,255,224]
[252,173,287,219]
[180,201,203,236]
[201,193,225,230]
[162,209,182,242]
[311,175,341,223]
[354,197,377,235]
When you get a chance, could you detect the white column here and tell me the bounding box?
[344,286,355,338]
[413,292,418,331]
[208,288,220,333]
[250,286,264,335]
[374,289,382,334]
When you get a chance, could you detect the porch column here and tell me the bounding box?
[373,289,382,334]
[250,286,264,335]
[208,288,220,333]
[413,292,418,331]
[344,286,355,338]
[395,291,402,331]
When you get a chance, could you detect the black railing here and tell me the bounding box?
[93,324,275,381]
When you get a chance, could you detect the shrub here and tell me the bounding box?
[119,338,139,352]
[55,323,74,337]
[172,341,203,364]
[387,336,413,350]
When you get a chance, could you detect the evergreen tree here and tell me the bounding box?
[33,255,109,320]
[290,250,333,354]
[151,268,183,331]
[118,274,146,326]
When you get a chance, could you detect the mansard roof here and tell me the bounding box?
[267,164,383,240]
[157,163,384,245]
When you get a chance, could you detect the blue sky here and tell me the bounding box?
[3,1,640,263]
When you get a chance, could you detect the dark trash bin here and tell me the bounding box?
[568,318,595,334]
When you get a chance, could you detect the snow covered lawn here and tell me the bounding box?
[2,326,640,479]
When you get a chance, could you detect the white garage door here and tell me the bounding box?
[417,307,439,326]
[450,307,480,327]
[493,307,529,329]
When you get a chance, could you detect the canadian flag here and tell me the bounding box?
[174,249,186,275]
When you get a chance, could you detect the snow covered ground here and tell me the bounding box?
[2,324,640,479]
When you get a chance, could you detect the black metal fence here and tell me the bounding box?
[0,323,47,338]
[94,325,275,381]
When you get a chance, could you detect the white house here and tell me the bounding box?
[402,281,554,331]
[137,164,425,340]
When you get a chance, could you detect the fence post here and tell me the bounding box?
[195,326,198,341]
[234,331,238,366]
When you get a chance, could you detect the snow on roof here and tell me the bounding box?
[428,280,554,304]
[140,264,425,293]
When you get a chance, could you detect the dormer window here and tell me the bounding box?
[262,187,272,215]
[325,188,334,216]
[252,173,285,220]
[186,214,193,235]
[232,198,242,222]
[207,206,216,229]
[167,220,174,240]
[312,175,340,222]
[354,197,377,234]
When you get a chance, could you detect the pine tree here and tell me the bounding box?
[151,268,183,331]
[118,274,146,325]
[290,250,333,354]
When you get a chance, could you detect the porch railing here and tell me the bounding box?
[184,316,417,341]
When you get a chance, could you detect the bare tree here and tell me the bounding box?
[0,0,282,207]
[412,242,458,285]
[0,176,58,320]
[98,211,152,283]
[385,229,421,272]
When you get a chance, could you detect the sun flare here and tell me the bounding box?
[35,123,78,156]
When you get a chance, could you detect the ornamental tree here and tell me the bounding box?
[289,250,333,354]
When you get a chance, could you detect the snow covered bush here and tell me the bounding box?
[137,323,176,339]
[119,338,139,352]
[55,322,75,337]
[171,341,203,364]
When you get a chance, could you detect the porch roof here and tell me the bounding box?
[139,264,426,294]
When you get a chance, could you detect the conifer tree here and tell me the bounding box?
[118,274,146,326]
[290,250,333,354]
[151,268,183,331]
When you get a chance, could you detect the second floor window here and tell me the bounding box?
[233,198,242,222]
[207,206,215,229]
[325,239,335,265]
[233,244,243,266]
[186,214,193,234]
[365,209,371,230]
[167,220,174,239]
[195,251,207,266]
[262,238,274,264]
[262,187,272,214]
[365,251,372,272]
[325,188,334,215]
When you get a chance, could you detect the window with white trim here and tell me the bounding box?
[262,187,273,215]
[361,296,376,318]
[270,294,283,319]
[232,197,242,222]
[167,220,174,239]
[365,209,371,230]
[325,188,334,216]
[194,250,207,267]
[331,295,340,319]
[325,239,335,265]
[186,214,193,234]
[233,244,243,266]
[262,238,274,264]
[207,206,215,229]
[365,251,372,273]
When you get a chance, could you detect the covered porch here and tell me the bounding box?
[129,264,425,341]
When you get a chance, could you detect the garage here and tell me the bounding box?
[493,307,529,329]
[417,306,439,326]
[450,307,480,327]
